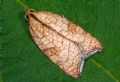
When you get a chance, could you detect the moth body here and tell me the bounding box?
[25,9,103,78]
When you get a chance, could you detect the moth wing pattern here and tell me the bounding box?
[28,15,81,77]
[31,11,102,57]
[25,10,103,78]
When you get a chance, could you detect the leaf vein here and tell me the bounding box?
[16,0,29,10]
[91,59,120,82]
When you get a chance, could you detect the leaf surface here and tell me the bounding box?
[2,0,120,82]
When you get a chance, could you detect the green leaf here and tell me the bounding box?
[2,0,120,82]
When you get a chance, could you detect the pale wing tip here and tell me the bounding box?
[67,47,103,78]
[78,45,103,78]
[83,48,102,59]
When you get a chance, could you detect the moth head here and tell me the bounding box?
[25,9,35,21]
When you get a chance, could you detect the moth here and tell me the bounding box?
[25,9,103,78]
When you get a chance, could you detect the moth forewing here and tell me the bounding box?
[25,9,103,78]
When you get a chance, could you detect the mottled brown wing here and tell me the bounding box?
[25,10,103,78]
[31,11,103,56]
[28,15,81,78]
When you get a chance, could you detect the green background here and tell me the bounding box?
[1,0,120,82]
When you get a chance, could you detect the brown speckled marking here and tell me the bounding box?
[68,22,77,34]
[25,10,103,78]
